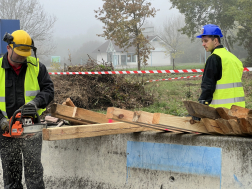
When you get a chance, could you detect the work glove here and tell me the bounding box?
[0,117,9,131]
[26,100,38,111]
[192,100,209,121]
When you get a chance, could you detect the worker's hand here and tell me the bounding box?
[26,100,38,111]
[0,117,9,131]
[192,116,201,121]
[198,100,209,105]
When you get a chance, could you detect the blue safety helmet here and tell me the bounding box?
[196,24,223,38]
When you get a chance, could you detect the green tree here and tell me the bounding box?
[169,0,237,51]
[229,0,252,65]
[94,0,158,70]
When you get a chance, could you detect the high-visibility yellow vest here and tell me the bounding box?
[0,56,45,118]
[209,48,245,109]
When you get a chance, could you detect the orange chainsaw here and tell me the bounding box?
[3,104,46,138]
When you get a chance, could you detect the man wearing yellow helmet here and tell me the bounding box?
[193,24,245,120]
[0,30,54,189]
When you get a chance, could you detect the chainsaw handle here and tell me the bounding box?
[9,109,22,136]
[20,104,39,121]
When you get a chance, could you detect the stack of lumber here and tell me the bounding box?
[42,99,251,141]
[43,99,157,141]
[43,101,207,141]
[184,100,252,135]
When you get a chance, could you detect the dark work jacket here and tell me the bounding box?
[198,45,223,104]
[0,53,54,120]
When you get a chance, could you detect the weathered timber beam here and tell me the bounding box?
[183,100,220,119]
[153,113,208,133]
[51,103,109,124]
[228,119,244,135]
[51,115,94,125]
[107,107,208,134]
[215,119,235,135]
[65,98,76,107]
[43,122,157,141]
[237,118,252,134]
[106,107,183,133]
[216,107,236,120]
[201,118,224,134]
[230,105,251,118]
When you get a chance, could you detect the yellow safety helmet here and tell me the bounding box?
[3,30,38,65]
[9,30,33,56]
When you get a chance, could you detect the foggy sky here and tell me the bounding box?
[39,0,180,38]
[38,0,180,61]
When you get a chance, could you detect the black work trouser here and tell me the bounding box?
[0,131,45,189]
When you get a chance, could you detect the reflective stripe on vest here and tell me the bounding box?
[0,97,7,116]
[211,97,245,105]
[215,82,243,90]
[209,48,245,109]
[26,90,40,97]
[0,56,46,118]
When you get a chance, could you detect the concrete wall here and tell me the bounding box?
[1,133,252,188]
[41,133,252,189]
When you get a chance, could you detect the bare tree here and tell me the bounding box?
[159,15,185,69]
[0,0,57,57]
[95,0,158,70]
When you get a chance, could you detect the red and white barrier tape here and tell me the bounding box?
[49,69,204,75]
[49,67,252,75]
[146,75,203,82]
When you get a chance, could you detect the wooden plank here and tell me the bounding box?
[107,107,135,122]
[183,100,220,119]
[201,118,224,134]
[247,117,252,133]
[228,119,243,135]
[215,119,234,135]
[52,114,94,125]
[153,113,208,133]
[230,105,250,118]
[51,103,109,124]
[183,101,196,116]
[43,122,157,141]
[136,111,153,124]
[248,110,252,118]
[237,118,252,134]
[107,107,184,133]
[216,107,236,120]
[65,98,76,107]
[62,98,80,125]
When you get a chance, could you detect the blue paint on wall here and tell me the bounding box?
[234,175,244,188]
[126,141,222,177]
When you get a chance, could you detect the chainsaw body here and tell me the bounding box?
[3,104,46,138]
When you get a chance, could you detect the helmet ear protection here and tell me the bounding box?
[3,32,14,45]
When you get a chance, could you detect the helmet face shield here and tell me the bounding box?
[12,43,33,57]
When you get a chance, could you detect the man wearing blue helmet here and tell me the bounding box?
[193,24,245,120]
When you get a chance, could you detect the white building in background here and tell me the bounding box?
[92,35,171,68]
